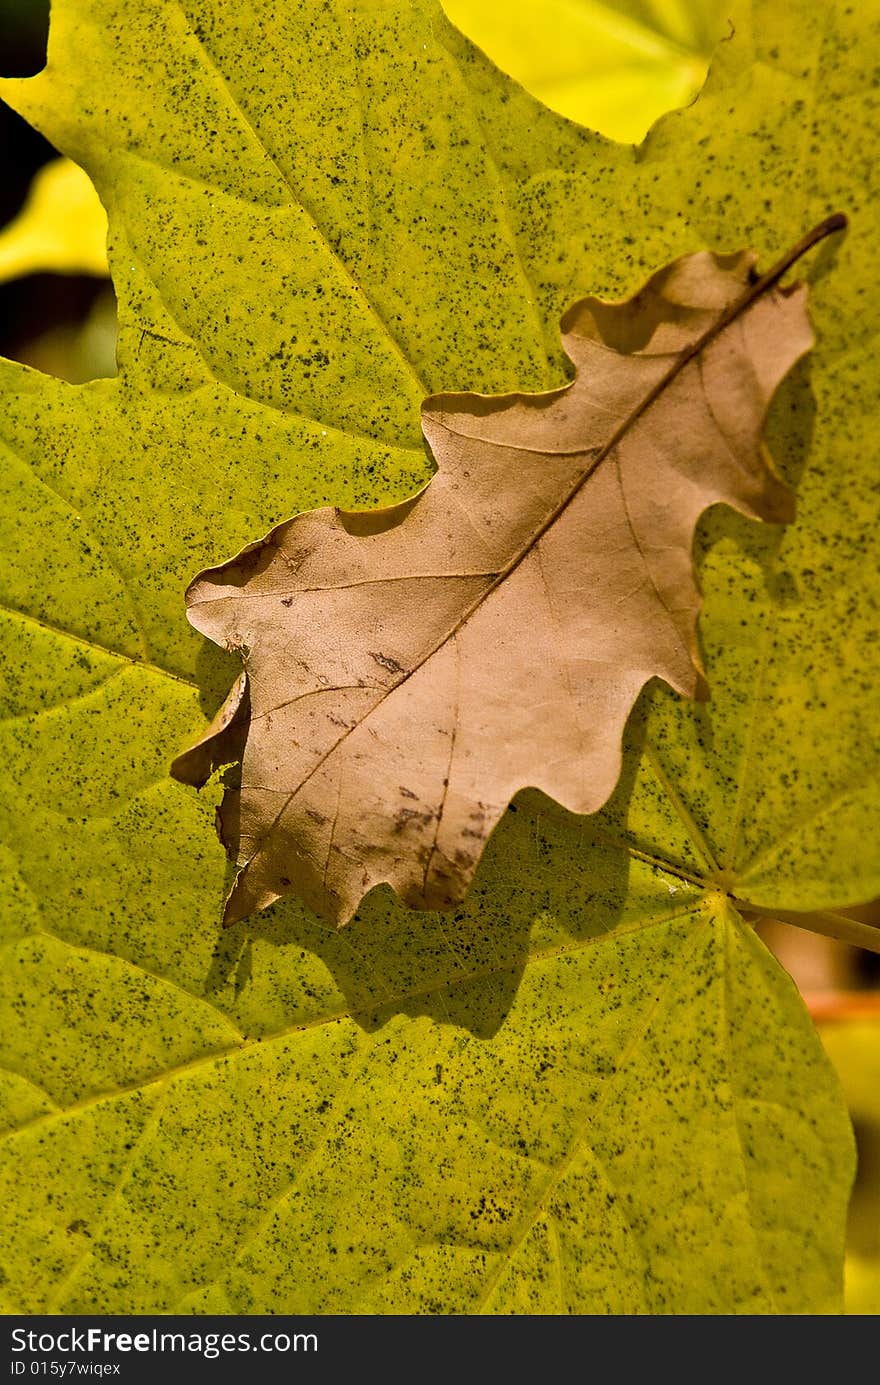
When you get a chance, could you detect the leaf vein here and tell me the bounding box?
[0,902,704,1148]
[172,0,429,398]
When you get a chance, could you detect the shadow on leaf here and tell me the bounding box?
[203,708,648,1038]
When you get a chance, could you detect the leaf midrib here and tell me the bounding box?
[0,602,196,689]
[475,913,711,1313]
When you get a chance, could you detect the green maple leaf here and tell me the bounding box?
[0,0,876,1313]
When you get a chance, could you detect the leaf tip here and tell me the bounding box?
[222,872,250,929]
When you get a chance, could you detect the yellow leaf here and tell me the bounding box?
[0,157,108,283]
[442,0,729,142]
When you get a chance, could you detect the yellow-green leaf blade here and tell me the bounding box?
[0,884,852,1313]
[0,0,872,1315]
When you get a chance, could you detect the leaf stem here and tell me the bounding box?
[735,901,880,956]
[751,213,848,292]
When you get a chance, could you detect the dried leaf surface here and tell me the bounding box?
[174,247,812,926]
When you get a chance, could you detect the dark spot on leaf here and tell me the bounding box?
[369,651,405,674]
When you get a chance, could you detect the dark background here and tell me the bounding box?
[0,0,110,370]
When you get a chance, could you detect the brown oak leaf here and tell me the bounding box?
[172,223,839,927]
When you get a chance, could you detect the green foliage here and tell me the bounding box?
[0,0,876,1312]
